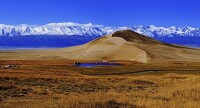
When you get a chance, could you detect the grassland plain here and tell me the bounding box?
[0,60,200,108]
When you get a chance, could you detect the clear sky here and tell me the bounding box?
[0,0,200,27]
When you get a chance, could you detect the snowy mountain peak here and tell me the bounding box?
[0,22,200,37]
[44,22,103,28]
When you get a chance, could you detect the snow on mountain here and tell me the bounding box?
[0,22,200,37]
[130,25,200,37]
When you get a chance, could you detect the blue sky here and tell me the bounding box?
[0,0,200,27]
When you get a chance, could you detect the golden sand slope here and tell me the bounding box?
[57,34,147,63]
[0,30,199,63]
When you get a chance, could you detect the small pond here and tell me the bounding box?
[76,62,121,67]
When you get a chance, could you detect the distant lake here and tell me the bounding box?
[181,44,200,48]
[0,46,58,50]
[0,35,100,50]
[0,36,199,50]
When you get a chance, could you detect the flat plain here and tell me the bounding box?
[0,60,200,108]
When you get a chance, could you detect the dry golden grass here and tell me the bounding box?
[0,60,200,108]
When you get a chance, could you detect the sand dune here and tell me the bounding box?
[0,30,199,63]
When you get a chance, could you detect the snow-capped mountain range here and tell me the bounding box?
[0,22,200,37]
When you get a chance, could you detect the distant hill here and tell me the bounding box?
[0,30,199,63]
